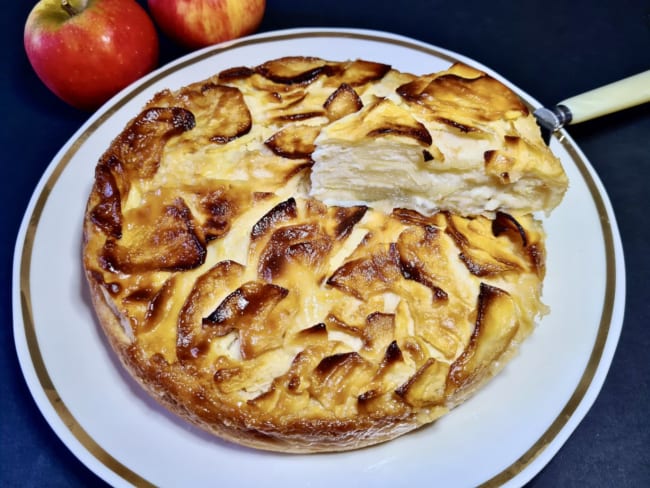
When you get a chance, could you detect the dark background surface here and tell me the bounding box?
[2,1,649,486]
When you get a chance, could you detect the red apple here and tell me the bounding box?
[24,0,159,111]
[147,0,265,50]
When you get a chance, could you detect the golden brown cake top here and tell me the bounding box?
[82,57,554,452]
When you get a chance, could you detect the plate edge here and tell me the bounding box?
[11,27,624,488]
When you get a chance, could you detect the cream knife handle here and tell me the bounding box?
[559,70,650,124]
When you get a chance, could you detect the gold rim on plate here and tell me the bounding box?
[17,29,618,487]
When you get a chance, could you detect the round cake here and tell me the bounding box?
[82,57,563,452]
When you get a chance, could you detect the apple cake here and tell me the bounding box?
[82,56,564,452]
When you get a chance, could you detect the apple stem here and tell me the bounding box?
[61,0,78,17]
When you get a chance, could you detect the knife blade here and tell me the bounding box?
[533,69,650,144]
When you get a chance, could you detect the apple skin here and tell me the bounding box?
[24,0,159,111]
[147,0,265,50]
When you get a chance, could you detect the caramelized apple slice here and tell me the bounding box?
[171,82,252,144]
[89,158,124,239]
[484,134,556,186]
[108,107,196,179]
[491,211,528,247]
[310,352,374,412]
[396,358,449,407]
[177,260,245,362]
[362,312,396,357]
[395,225,449,301]
[290,322,329,348]
[247,344,334,413]
[250,198,298,241]
[256,56,330,85]
[198,185,252,242]
[445,213,526,276]
[323,83,363,121]
[100,197,205,274]
[446,283,518,398]
[397,62,528,121]
[363,99,432,146]
[265,124,322,159]
[335,59,392,87]
[257,223,333,282]
[328,205,368,240]
[327,243,402,301]
[202,281,289,359]
[217,66,255,82]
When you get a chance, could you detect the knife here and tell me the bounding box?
[533,69,650,144]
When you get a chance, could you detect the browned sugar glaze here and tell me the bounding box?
[83,57,548,452]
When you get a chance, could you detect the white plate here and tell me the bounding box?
[13,28,625,487]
